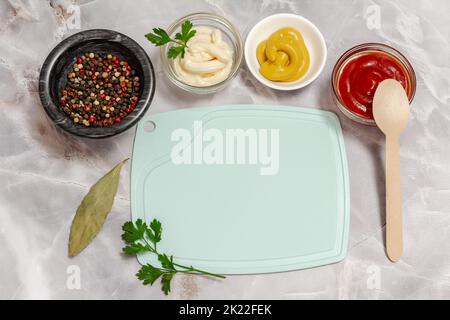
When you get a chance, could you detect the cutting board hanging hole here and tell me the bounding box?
[143,120,156,133]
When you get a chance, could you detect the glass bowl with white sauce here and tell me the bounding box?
[160,13,243,94]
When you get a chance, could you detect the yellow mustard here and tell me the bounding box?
[256,27,310,82]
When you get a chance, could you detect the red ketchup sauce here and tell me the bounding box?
[337,51,411,120]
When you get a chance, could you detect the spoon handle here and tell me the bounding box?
[386,135,403,262]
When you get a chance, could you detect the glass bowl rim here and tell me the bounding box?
[331,42,417,125]
[159,12,244,93]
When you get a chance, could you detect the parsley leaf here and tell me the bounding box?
[158,254,175,270]
[161,272,174,295]
[168,46,185,59]
[122,242,150,255]
[121,219,147,244]
[145,28,171,46]
[137,264,164,285]
[181,20,193,39]
[175,20,196,43]
[149,219,162,244]
[145,20,197,59]
[121,218,225,295]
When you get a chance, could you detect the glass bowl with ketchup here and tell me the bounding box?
[332,43,416,125]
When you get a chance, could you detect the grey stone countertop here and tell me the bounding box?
[0,0,449,299]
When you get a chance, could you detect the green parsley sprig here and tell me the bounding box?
[145,20,196,59]
[122,218,225,295]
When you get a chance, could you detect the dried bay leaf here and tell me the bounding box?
[69,158,129,257]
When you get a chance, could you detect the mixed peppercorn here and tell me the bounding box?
[59,52,141,127]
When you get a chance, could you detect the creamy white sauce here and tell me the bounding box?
[173,26,233,87]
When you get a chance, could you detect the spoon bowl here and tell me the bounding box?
[373,79,410,136]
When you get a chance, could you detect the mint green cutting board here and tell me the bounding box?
[131,105,349,274]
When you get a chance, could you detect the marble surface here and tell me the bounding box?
[1,0,449,300]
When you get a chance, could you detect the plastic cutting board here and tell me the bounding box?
[131,105,349,274]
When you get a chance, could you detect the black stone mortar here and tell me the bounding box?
[39,29,155,139]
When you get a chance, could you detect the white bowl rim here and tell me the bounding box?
[244,13,327,91]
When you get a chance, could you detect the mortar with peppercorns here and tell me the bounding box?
[39,29,156,139]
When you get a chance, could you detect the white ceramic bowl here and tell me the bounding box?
[245,13,327,91]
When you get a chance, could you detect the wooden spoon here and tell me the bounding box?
[373,79,410,262]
